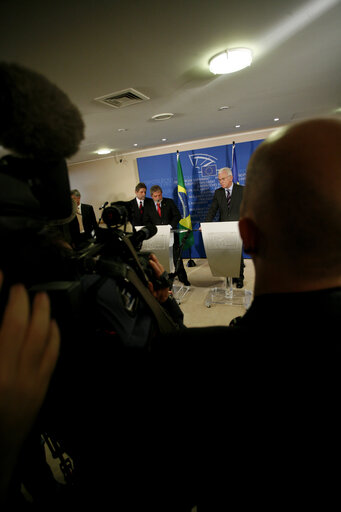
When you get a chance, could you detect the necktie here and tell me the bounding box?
[157,202,161,217]
[139,201,143,215]
[77,208,84,233]
[226,189,231,210]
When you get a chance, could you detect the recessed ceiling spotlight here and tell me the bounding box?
[209,48,252,74]
[161,138,167,142]
[235,124,241,128]
[133,143,138,147]
[218,105,230,111]
[117,128,128,132]
[152,113,174,121]
[96,148,112,155]
[274,117,280,122]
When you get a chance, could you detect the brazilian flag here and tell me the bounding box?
[177,151,194,249]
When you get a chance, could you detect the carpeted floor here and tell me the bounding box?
[172,257,255,327]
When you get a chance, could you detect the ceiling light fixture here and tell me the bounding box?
[209,48,252,74]
[152,113,174,121]
[96,148,112,155]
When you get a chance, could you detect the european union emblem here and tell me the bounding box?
[201,164,217,176]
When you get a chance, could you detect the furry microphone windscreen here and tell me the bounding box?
[0,62,84,160]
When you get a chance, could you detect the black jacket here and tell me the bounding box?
[67,202,98,246]
[143,197,181,229]
[128,197,154,226]
[205,183,244,222]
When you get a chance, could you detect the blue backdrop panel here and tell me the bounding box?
[137,139,263,258]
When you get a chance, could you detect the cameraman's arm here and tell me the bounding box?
[147,253,170,303]
[147,254,185,328]
[0,275,60,502]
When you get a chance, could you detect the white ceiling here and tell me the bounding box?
[1,0,341,164]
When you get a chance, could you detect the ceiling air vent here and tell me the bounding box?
[95,88,150,109]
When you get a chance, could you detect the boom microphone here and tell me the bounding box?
[0,62,85,222]
[0,62,84,161]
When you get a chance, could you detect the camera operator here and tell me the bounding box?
[0,62,189,510]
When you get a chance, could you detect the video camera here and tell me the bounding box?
[0,61,169,309]
[0,62,183,495]
[79,200,170,292]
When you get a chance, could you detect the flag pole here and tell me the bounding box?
[232,140,239,184]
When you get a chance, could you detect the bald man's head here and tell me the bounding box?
[240,118,341,281]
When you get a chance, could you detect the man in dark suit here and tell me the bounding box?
[205,167,244,287]
[128,182,154,227]
[70,189,98,248]
[160,118,341,509]
[143,185,190,286]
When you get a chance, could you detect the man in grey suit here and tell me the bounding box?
[205,167,244,287]
[70,189,98,248]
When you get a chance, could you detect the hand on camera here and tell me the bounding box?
[147,253,170,303]
[0,272,60,497]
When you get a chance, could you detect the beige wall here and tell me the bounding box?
[68,126,276,221]
[68,156,139,218]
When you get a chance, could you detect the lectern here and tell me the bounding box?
[200,221,252,308]
[136,224,174,273]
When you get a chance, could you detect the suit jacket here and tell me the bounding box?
[143,197,181,229]
[80,203,98,238]
[205,183,244,222]
[128,197,154,226]
[67,202,98,247]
